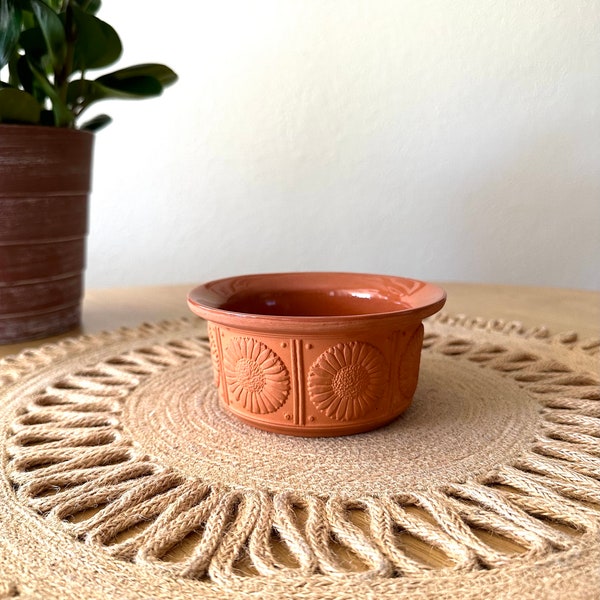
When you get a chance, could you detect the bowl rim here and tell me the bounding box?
[187,271,446,331]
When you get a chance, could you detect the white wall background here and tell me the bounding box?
[87,0,600,290]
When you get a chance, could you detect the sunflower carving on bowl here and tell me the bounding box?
[223,337,290,414]
[308,342,387,421]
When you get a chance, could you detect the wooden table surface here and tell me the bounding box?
[1,282,599,358]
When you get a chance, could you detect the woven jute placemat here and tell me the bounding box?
[0,314,599,600]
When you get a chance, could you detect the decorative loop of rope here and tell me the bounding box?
[0,582,20,599]
[2,315,599,582]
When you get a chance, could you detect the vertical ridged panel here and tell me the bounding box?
[291,339,305,426]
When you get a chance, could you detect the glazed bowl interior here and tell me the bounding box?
[188,272,446,320]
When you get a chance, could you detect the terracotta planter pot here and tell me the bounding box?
[0,125,94,344]
[188,272,446,437]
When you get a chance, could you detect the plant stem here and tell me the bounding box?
[72,68,87,117]
[8,53,19,87]
[55,0,75,119]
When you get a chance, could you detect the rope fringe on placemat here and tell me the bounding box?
[1,312,598,588]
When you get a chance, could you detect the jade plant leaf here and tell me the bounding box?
[16,54,34,92]
[30,0,67,71]
[94,73,163,96]
[43,0,63,10]
[19,26,47,62]
[99,63,178,88]
[17,54,47,104]
[77,0,101,14]
[69,5,121,71]
[67,75,163,112]
[0,0,22,70]
[68,64,178,119]
[79,112,111,131]
[0,87,41,123]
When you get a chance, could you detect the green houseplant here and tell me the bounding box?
[0,0,177,343]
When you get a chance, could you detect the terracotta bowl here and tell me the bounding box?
[187,272,446,437]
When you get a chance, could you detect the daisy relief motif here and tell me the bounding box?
[223,337,290,414]
[308,342,387,421]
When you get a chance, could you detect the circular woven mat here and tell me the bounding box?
[1,314,599,600]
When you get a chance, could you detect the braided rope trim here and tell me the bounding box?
[2,314,599,583]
